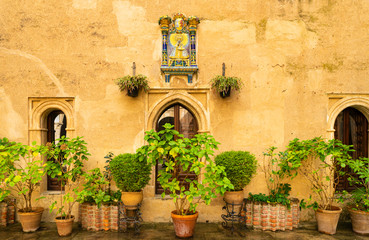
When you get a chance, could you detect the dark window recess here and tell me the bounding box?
[47,110,67,191]
[155,104,198,195]
[334,107,368,191]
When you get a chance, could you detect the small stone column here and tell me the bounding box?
[159,16,172,67]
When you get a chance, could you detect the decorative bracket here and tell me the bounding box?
[159,14,200,83]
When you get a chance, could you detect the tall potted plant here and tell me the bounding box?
[214,151,257,205]
[115,74,149,97]
[1,138,47,232]
[109,153,151,209]
[338,157,369,234]
[247,146,300,231]
[45,136,90,236]
[136,123,233,238]
[210,75,243,98]
[280,137,352,235]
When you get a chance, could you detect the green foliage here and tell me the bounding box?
[248,146,293,207]
[110,153,151,192]
[0,138,47,212]
[136,123,233,215]
[248,183,292,207]
[279,137,353,210]
[115,74,149,93]
[338,157,369,212]
[76,168,121,208]
[210,75,243,95]
[45,136,90,219]
[0,138,19,202]
[214,151,257,191]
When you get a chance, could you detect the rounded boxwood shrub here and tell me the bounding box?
[215,151,257,191]
[110,153,151,192]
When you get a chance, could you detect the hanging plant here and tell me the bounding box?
[210,75,243,98]
[115,74,149,97]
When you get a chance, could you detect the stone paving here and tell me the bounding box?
[1,221,369,240]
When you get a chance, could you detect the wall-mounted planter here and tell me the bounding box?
[79,202,125,231]
[0,199,16,227]
[115,74,149,98]
[244,199,300,231]
[219,88,231,98]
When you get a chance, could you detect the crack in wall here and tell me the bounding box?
[0,47,66,96]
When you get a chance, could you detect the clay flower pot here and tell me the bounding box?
[121,191,143,210]
[18,207,44,232]
[224,190,244,205]
[171,210,198,238]
[55,215,75,237]
[315,206,342,235]
[348,207,369,234]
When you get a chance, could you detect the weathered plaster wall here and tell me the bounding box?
[1,0,369,222]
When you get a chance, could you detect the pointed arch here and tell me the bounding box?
[327,97,369,139]
[146,92,209,133]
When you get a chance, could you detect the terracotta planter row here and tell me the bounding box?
[245,199,300,231]
[0,199,16,227]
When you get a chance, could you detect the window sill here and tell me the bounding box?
[41,191,64,195]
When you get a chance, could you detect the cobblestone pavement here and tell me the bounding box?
[1,222,369,240]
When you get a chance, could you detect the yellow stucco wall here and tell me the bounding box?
[1,0,369,222]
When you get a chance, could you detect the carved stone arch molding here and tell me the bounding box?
[29,97,75,145]
[327,95,369,139]
[146,90,210,133]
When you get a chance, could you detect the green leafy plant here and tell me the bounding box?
[248,147,293,207]
[0,138,19,202]
[77,153,121,208]
[45,136,90,219]
[115,74,149,94]
[136,123,233,216]
[0,138,47,211]
[338,157,369,212]
[279,137,353,210]
[110,153,151,192]
[214,151,257,191]
[76,168,121,208]
[210,75,243,96]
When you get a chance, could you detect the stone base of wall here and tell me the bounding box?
[79,202,125,231]
[0,199,16,227]
[244,199,300,231]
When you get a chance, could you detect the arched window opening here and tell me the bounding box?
[334,107,368,191]
[155,104,198,194]
[47,110,67,191]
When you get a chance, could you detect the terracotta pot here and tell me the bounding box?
[121,191,143,210]
[349,207,369,234]
[224,190,244,204]
[55,215,75,237]
[18,207,44,232]
[171,210,198,238]
[315,206,342,235]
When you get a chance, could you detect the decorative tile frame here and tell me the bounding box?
[159,14,200,83]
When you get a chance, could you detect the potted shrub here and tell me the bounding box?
[338,157,369,234]
[210,75,243,98]
[214,151,257,205]
[136,123,233,238]
[247,147,300,231]
[110,153,151,210]
[1,138,47,232]
[45,136,90,236]
[280,137,352,235]
[115,74,149,97]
